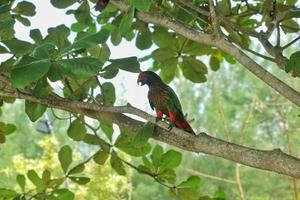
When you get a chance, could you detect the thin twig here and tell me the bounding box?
[186,168,236,184]
[282,36,300,49]
[244,48,276,62]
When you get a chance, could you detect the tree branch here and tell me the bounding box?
[109,0,300,107]
[1,84,300,179]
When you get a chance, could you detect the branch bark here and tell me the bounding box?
[1,79,300,178]
[109,0,300,107]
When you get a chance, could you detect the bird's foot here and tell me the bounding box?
[168,122,175,131]
[155,117,162,123]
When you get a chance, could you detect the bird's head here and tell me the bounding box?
[137,71,162,86]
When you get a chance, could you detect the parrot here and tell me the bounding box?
[95,0,109,11]
[137,71,195,135]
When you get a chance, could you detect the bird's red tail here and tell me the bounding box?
[175,118,195,134]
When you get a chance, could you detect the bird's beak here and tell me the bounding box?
[137,78,145,86]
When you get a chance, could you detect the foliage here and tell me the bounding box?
[0,0,299,199]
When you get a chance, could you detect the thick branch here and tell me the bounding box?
[109,0,300,107]
[1,87,300,179]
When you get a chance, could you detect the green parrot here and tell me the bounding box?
[137,71,195,134]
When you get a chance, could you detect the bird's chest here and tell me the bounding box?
[148,86,169,111]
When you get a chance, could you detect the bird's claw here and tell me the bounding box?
[155,117,162,123]
[168,122,175,131]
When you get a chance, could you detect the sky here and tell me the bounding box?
[11,0,153,112]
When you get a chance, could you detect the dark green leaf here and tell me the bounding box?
[0,4,10,14]
[68,163,85,175]
[74,1,92,26]
[100,120,114,141]
[152,27,174,48]
[119,6,134,35]
[0,188,18,198]
[2,38,33,56]
[285,51,300,77]
[45,24,70,50]
[136,29,152,50]
[32,43,56,59]
[181,56,207,83]
[133,122,154,147]
[158,169,176,184]
[159,150,182,172]
[0,44,8,54]
[58,57,103,78]
[104,56,140,73]
[0,133,5,143]
[209,56,220,71]
[83,134,111,151]
[110,151,126,175]
[13,1,36,16]
[151,145,163,169]
[4,123,16,135]
[152,48,178,62]
[69,176,90,185]
[16,174,26,191]
[30,29,43,44]
[53,188,75,200]
[213,189,226,200]
[50,0,77,9]
[58,145,73,173]
[27,170,44,192]
[111,27,122,45]
[281,19,300,33]
[25,101,47,122]
[177,176,201,200]
[15,15,31,26]
[67,119,87,141]
[93,150,110,165]
[101,82,116,106]
[11,59,50,88]
[132,0,151,11]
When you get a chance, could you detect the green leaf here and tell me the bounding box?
[68,163,85,175]
[103,56,140,73]
[58,57,103,78]
[58,145,73,173]
[158,169,176,184]
[181,56,207,83]
[0,44,8,54]
[0,188,18,198]
[69,176,90,185]
[0,19,15,35]
[136,29,152,50]
[0,4,11,14]
[74,1,92,26]
[32,43,56,59]
[42,169,51,185]
[25,101,47,122]
[133,122,154,147]
[209,56,220,71]
[281,19,300,33]
[89,43,111,63]
[152,27,175,48]
[11,59,50,88]
[101,82,116,106]
[83,134,111,151]
[16,174,26,191]
[93,150,110,165]
[2,38,33,56]
[0,133,5,143]
[45,24,70,50]
[119,6,134,35]
[111,27,122,45]
[4,123,16,135]
[54,189,75,200]
[13,1,36,16]
[177,176,201,200]
[132,0,151,11]
[285,51,300,77]
[100,120,114,141]
[50,0,77,9]
[213,189,226,199]
[67,119,87,141]
[152,48,178,62]
[27,170,44,192]
[15,15,31,26]
[30,29,43,44]
[110,151,126,175]
[151,145,163,169]
[183,40,212,56]
[159,150,182,172]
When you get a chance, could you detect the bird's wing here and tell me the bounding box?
[167,86,183,113]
